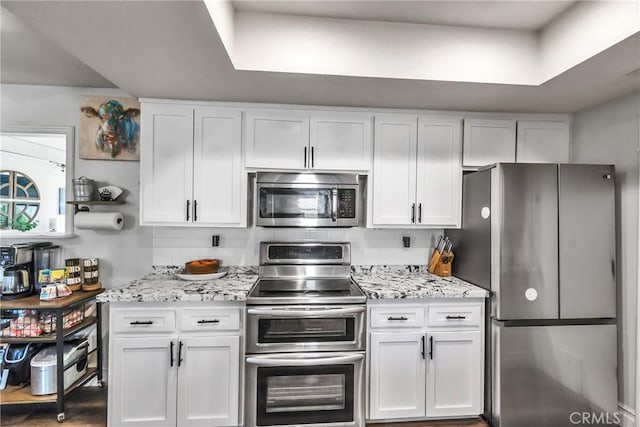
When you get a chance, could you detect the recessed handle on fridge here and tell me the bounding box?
[247,307,365,317]
[446,315,466,320]
[186,200,190,221]
[246,354,364,367]
[197,319,220,324]
[130,320,153,325]
[170,341,174,367]
[387,316,408,321]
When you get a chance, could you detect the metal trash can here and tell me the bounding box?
[72,177,95,201]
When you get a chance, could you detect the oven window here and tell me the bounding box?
[259,188,332,219]
[258,318,355,343]
[257,365,354,426]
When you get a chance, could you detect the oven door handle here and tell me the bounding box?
[247,307,365,317]
[246,354,364,367]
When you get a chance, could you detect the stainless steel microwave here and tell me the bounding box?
[256,173,362,227]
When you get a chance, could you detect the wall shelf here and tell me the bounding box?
[66,200,124,213]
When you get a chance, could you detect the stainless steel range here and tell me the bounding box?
[245,242,366,427]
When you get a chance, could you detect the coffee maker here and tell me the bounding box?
[0,243,36,300]
[1,243,62,299]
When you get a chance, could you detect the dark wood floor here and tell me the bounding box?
[0,386,489,426]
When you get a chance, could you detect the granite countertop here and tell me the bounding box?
[96,266,258,303]
[352,266,489,299]
[97,265,488,303]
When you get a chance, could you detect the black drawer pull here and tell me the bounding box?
[387,316,408,321]
[197,319,220,324]
[130,320,153,325]
[446,315,466,320]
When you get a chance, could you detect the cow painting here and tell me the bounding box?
[79,97,141,160]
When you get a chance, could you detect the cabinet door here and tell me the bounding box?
[245,109,309,170]
[193,107,246,226]
[369,332,426,420]
[426,331,483,418]
[463,119,516,167]
[176,336,240,427]
[416,117,462,227]
[516,120,570,163]
[140,103,194,224]
[109,337,177,427]
[309,112,372,171]
[371,115,417,226]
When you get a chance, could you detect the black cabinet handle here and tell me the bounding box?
[311,146,315,168]
[197,319,220,324]
[387,316,408,321]
[193,200,198,222]
[130,320,153,325]
[411,203,416,223]
[170,341,174,367]
[186,200,190,221]
[429,336,433,360]
[178,341,184,367]
[421,335,426,359]
[304,146,307,168]
[446,315,467,320]
[418,203,422,223]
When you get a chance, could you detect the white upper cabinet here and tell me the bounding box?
[140,102,246,227]
[372,115,417,226]
[371,115,462,228]
[192,107,245,225]
[245,109,373,171]
[140,104,194,224]
[463,118,516,167]
[244,109,310,170]
[310,112,372,171]
[516,120,570,163]
[416,117,462,227]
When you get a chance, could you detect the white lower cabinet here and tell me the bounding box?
[368,300,484,422]
[108,304,242,427]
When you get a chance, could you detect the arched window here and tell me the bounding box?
[0,170,40,231]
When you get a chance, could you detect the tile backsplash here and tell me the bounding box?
[153,227,442,266]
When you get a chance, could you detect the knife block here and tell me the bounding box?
[434,252,454,277]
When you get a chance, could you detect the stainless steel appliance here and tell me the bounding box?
[1,243,35,300]
[446,163,618,427]
[31,340,88,395]
[256,173,362,227]
[245,242,366,427]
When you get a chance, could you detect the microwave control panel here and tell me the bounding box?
[337,189,356,218]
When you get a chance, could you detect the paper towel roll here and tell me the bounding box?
[75,211,124,230]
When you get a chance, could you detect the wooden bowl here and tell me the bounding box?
[185,259,219,274]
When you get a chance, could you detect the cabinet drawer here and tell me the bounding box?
[112,309,176,334]
[427,305,481,328]
[179,308,241,332]
[370,305,425,329]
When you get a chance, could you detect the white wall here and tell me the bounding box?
[571,91,640,418]
[1,84,153,288]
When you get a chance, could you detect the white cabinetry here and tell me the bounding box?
[245,109,372,171]
[371,115,462,227]
[367,300,484,422]
[140,103,246,227]
[463,118,516,167]
[108,304,242,427]
[516,120,570,163]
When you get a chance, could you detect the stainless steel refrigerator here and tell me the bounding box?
[446,163,618,427]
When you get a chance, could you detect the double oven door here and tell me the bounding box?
[245,305,366,427]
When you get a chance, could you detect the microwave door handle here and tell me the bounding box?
[246,354,364,367]
[331,188,338,222]
[247,307,365,317]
